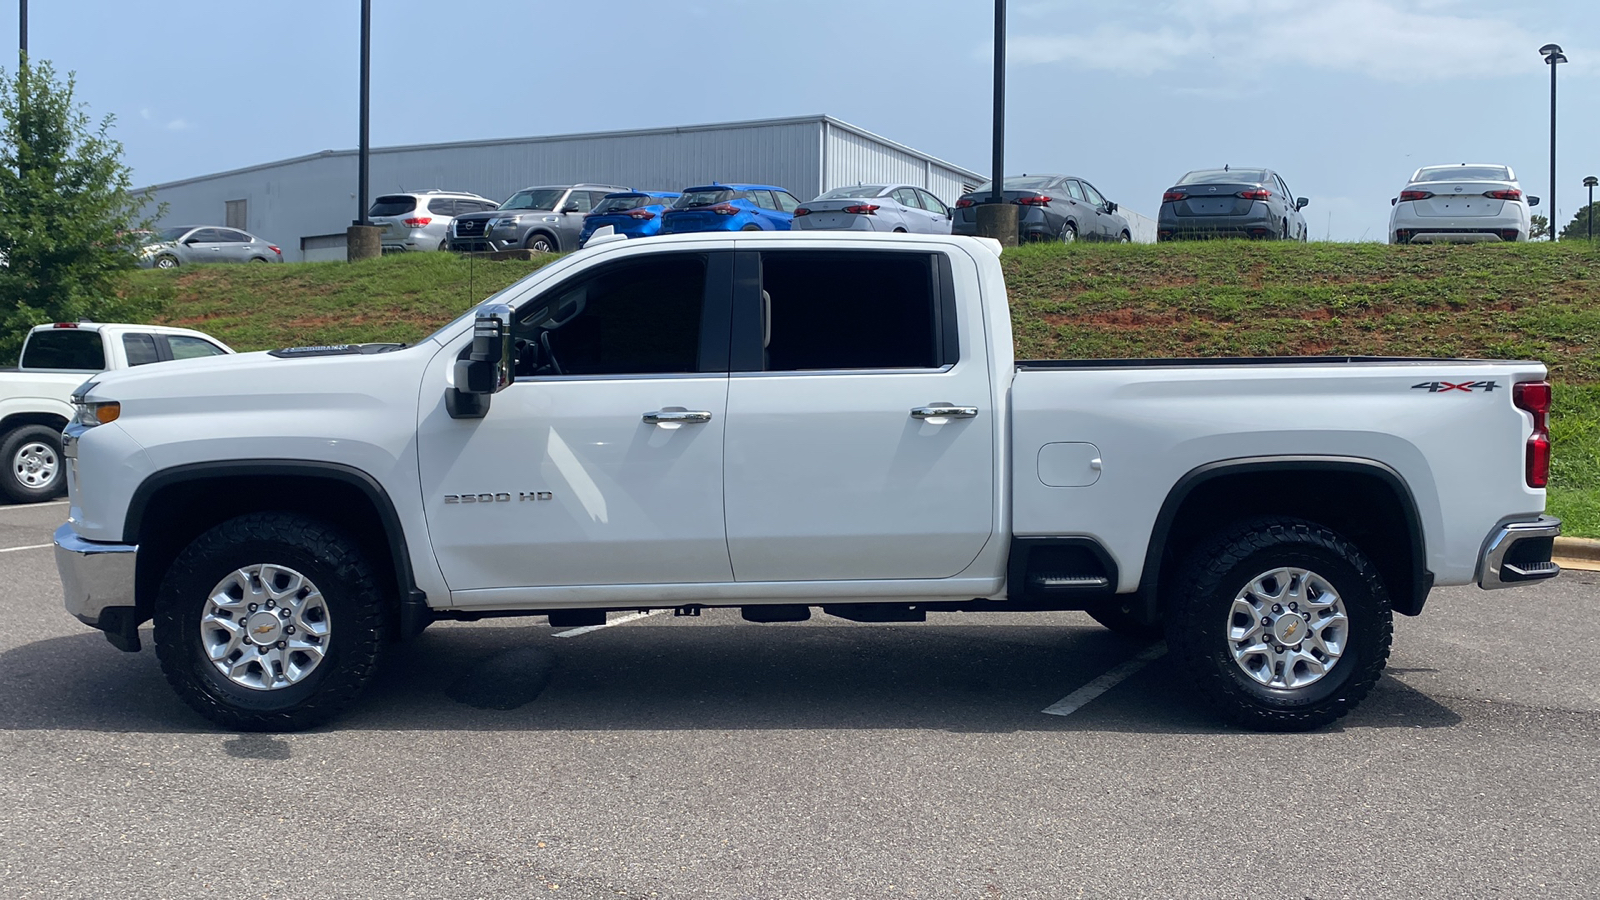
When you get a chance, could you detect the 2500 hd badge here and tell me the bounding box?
[443,491,553,503]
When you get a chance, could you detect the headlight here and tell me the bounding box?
[71,387,120,427]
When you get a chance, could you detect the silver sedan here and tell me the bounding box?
[791,184,954,234]
[140,226,283,268]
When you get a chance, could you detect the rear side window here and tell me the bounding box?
[750,191,779,211]
[168,335,228,360]
[122,333,161,367]
[427,198,459,215]
[515,255,708,377]
[759,251,941,371]
[369,195,417,217]
[1064,181,1086,202]
[892,188,921,209]
[21,330,106,371]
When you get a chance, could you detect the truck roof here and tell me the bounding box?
[28,322,226,341]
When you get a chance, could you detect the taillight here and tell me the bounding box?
[709,203,739,216]
[793,207,811,217]
[268,245,281,255]
[402,217,433,227]
[1513,381,1552,488]
[1485,189,1523,201]
[1237,189,1272,200]
[1398,190,1433,202]
[843,204,879,215]
[627,210,656,220]
[1501,229,1520,241]
[1015,195,1052,206]
[955,198,974,208]
[1162,191,1187,202]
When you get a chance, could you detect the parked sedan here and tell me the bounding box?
[659,184,803,234]
[1157,167,1309,241]
[139,226,283,268]
[952,175,1130,242]
[791,184,953,234]
[1389,164,1536,244]
[577,191,682,247]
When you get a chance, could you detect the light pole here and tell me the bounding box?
[1586,176,1598,242]
[18,0,25,65]
[1540,43,1567,241]
[346,0,380,260]
[975,0,1018,246]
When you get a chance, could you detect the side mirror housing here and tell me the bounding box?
[1106,201,1118,213]
[1296,197,1310,210]
[560,203,581,214]
[1529,196,1542,207]
[183,237,201,245]
[448,303,514,419]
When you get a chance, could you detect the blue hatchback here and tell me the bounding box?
[659,183,803,234]
[578,191,682,247]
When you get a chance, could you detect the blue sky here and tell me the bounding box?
[6,0,1597,240]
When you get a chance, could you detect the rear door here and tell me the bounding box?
[721,247,995,581]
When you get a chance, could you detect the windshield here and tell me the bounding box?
[1414,166,1512,183]
[674,189,736,209]
[817,185,888,200]
[156,226,190,242]
[500,189,566,211]
[1178,169,1270,185]
[592,195,651,214]
[970,176,1059,194]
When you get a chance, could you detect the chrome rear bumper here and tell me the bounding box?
[1478,515,1561,589]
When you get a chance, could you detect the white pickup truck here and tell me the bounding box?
[54,232,1560,732]
[0,322,232,503]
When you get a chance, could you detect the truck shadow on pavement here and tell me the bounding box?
[0,620,1462,735]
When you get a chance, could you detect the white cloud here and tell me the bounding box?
[1009,0,1538,82]
[139,107,152,121]
[166,119,191,131]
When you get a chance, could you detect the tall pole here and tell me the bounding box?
[19,0,26,63]
[989,0,1005,205]
[357,0,371,227]
[1586,177,1597,242]
[1549,58,1557,241]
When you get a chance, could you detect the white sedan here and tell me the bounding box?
[1389,164,1538,244]
[790,184,954,234]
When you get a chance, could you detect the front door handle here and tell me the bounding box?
[911,406,978,419]
[643,410,712,425]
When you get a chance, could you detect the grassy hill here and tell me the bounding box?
[124,241,1600,535]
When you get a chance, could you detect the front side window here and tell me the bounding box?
[514,255,708,378]
[774,191,802,213]
[190,228,226,243]
[562,192,594,213]
[21,330,106,371]
[917,190,949,216]
[123,333,161,367]
[1080,182,1106,206]
[759,251,940,372]
[169,335,228,360]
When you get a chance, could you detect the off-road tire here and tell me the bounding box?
[0,425,65,503]
[1165,516,1392,732]
[154,513,388,731]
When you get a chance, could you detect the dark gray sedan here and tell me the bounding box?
[952,175,1130,243]
[139,226,283,268]
[1157,167,1309,241]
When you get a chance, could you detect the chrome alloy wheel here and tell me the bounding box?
[1226,566,1348,689]
[200,564,331,691]
[12,441,58,488]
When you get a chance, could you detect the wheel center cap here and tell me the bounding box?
[245,611,284,645]
[1272,613,1308,645]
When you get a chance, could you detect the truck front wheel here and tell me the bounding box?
[1165,517,1392,731]
[153,512,389,731]
[0,424,66,503]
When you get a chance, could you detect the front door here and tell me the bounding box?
[721,248,996,582]
[417,251,735,591]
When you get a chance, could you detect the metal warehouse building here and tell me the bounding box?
[146,115,985,262]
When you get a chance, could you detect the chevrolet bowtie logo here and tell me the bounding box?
[1284,621,1299,638]
[253,624,276,635]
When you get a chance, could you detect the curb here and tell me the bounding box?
[1554,536,1600,562]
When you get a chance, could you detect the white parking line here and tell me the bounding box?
[0,542,54,554]
[1042,642,1168,717]
[551,609,668,638]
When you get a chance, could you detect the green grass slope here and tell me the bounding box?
[124,241,1600,535]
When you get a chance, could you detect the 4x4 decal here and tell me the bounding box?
[1412,380,1499,393]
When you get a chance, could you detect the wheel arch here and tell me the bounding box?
[1139,457,1431,619]
[0,409,71,436]
[525,230,559,251]
[125,460,426,639]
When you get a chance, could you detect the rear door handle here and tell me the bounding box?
[911,406,978,419]
[643,410,712,425]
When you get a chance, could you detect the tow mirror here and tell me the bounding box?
[448,303,514,419]
[1296,197,1310,210]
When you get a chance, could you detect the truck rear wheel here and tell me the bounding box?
[1165,517,1392,731]
[153,512,388,731]
[0,424,65,503]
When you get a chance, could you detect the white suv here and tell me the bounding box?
[1389,164,1537,244]
[367,191,500,252]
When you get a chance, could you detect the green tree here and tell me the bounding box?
[1559,202,1600,242]
[1530,213,1552,241]
[0,59,159,362]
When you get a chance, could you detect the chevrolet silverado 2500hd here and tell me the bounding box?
[54,231,1560,731]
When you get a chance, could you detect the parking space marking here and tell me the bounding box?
[1042,642,1167,717]
[0,542,54,554]
[552,609,668,638]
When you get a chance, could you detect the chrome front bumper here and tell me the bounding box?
[54,522,138,627]
[1478,515,1562,589]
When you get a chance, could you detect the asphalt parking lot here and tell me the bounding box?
[2,499,1597,899]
